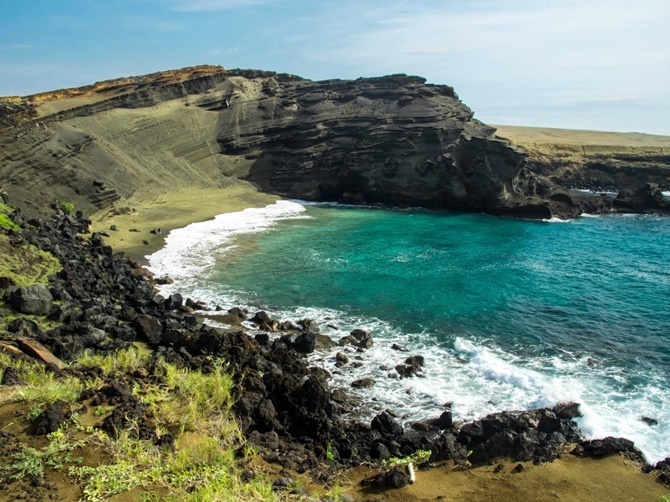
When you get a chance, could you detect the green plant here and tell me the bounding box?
[27,404,44,421]
[326,442,336,461]
[17,364,86,406]
[78,348,149,377]
[0,202,21,230]
[59,201,75,213]
[0,421,89,480]
[93,405,114,417]
[382,449,432,468]
[656,497,670,502]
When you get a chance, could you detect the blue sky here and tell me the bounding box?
[1,0,669,134]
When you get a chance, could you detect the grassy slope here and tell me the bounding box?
[493,125,670,148]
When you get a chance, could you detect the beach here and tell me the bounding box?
[90,182,278,264]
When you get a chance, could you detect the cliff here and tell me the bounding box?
[495,125,670,192]
[1,66,668,221]
[0,66,573,220]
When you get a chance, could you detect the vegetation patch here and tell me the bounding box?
[0,349,280,501]
[0,233,62,286]
[0,202,20,230]
[59,201,75,213]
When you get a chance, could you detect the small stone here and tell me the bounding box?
[351,377,375,388]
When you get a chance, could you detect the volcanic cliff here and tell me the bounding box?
[1,65,668,221]
[0,66,577,220]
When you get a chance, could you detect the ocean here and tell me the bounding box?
[148,201,670,463]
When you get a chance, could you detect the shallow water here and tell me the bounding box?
[148,201,670,463]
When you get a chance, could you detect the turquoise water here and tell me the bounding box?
[149,202,670,462]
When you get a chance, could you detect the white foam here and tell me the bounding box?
[147,200,309,287]
[541,217,573,223]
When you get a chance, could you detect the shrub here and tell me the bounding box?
[59,201,75,213]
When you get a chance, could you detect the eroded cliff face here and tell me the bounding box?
[0,66,613,219]
[212,74,529,214]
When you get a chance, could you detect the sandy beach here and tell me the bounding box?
[90,182,278,264]
[343,455,667,501]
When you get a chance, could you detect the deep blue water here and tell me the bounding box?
[149,202,670,462]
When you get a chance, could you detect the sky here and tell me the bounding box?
[1,0,669,134]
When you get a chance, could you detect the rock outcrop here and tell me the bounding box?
[2,66,668,220]
[0,65,596,220]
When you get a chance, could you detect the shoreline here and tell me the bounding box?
[86,188,670,500]
[90,183,279,265]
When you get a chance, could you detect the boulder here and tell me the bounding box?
[164,293,183,310]
[350,329,373,349]
[297,318,320,334]
[251,311,272,325]
[552,402,582,419]
[134,315,163,344]
[426,410,453,430]
[573,436,646,463]
[364,467,410,489]
[292,332,317,354]
[17,337,66,369]
[33,400,71,435]
[351,377,376,389]
[614,183,670,212]
[371,411,404,437]
[10,284,53,315]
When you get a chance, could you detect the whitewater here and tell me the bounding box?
[148,200,670,463]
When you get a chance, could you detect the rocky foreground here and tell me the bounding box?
[1,65,669,223]
[1,202,670,499]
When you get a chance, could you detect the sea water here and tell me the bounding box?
[148,201,670,463]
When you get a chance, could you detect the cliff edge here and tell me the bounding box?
[1,66,668,221]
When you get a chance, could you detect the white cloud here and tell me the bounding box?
[295,0,670,132]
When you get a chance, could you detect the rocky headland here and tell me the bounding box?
[2,65,668,223]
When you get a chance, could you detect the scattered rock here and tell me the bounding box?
[405,355,424,366]
[391,343,409,352]
[351,378,376,388]
[350,329,373,349]
[10,284,53,315]
[573,436,646,463]
[134,315,163,344]
[371,411,403,437]
[33,400,71,435]
[17,338,66,369]
[251,311,272,325]
[553,402,582,419]
[331,389,348,404]
[335,352,349,365]
[363,467,410,489]
[1,366,25,386]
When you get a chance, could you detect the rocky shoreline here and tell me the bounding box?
[1,201,669,498]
